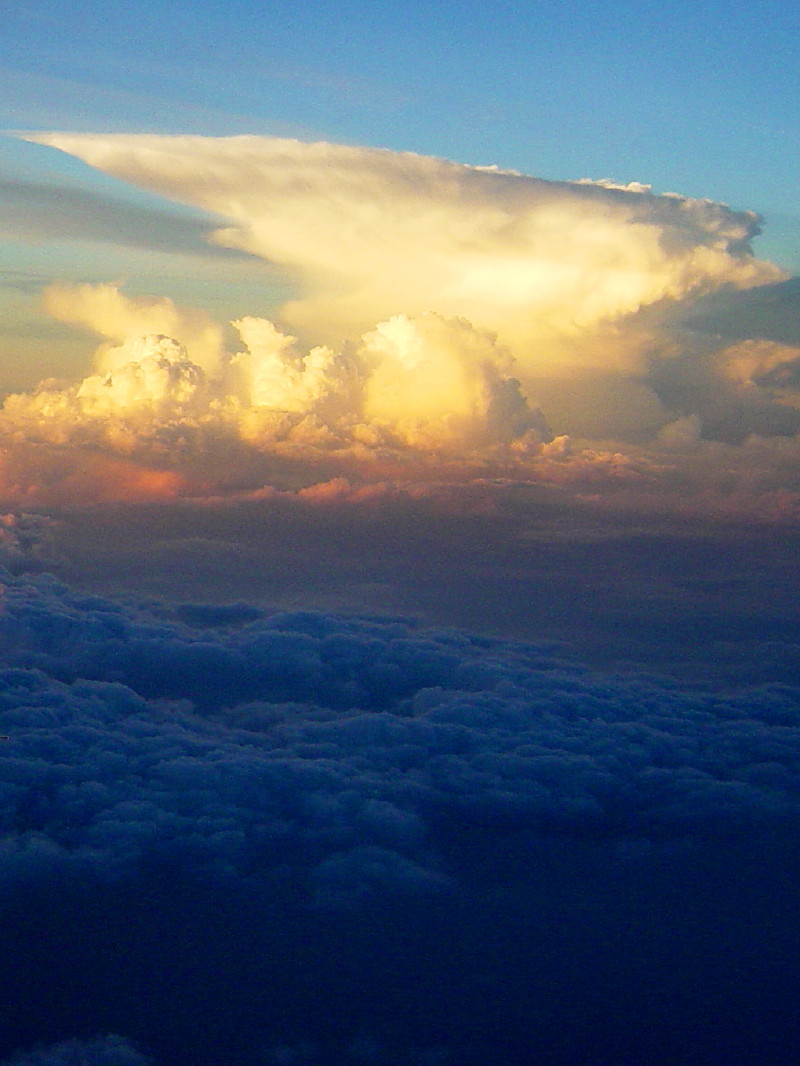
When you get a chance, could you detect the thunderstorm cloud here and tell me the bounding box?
[1,133,799,514]
[23,134,780,355]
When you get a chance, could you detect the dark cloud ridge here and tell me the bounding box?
[0,1035,153,1066]
[681,275,800,346]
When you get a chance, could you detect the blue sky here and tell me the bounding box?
[1,0,798,267]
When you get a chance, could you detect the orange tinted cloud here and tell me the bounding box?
[0,444,188,508]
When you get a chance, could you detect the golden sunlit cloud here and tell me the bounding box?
[26,134,782,365]
[2,133,799,515]
[44,282,225,376]
[1,290,549,458]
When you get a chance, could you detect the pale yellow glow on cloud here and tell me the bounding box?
[0,305,547,457]
[231,317,356,418]
[0,332,211,454]
[3,133,799,514]
[361,313,542,450]
[26,134,783,380]
[44,282,224,375]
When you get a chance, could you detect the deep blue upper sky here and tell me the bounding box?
[2,0,798,268]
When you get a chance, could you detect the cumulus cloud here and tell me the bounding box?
[4,318,800,516]
[43,282,225,376]
[360,313,542,449]
[0,287,549,469]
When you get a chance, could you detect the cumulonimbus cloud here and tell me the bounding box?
[3,133,800,510]
[25,133,782,368]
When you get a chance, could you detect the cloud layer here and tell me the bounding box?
[1,1036,153,1066]
[2,569,800,1064]
[3,566,800,894]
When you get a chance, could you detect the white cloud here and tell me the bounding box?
[44,281,225,375]
[25,133,783,382]
[3,134,800,509]
[360,313,546,450]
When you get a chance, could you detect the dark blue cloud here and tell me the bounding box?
[2,568,800,1065]
[0,1036,153,1066]
[1,566,800,897]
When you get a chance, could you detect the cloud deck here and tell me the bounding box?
[2,566,800,1063]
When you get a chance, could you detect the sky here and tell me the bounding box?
[2,3,800,1065]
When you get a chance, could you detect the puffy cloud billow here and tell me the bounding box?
[4,289,800,516]
[0,288,549,461]
[2,566,800,894]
